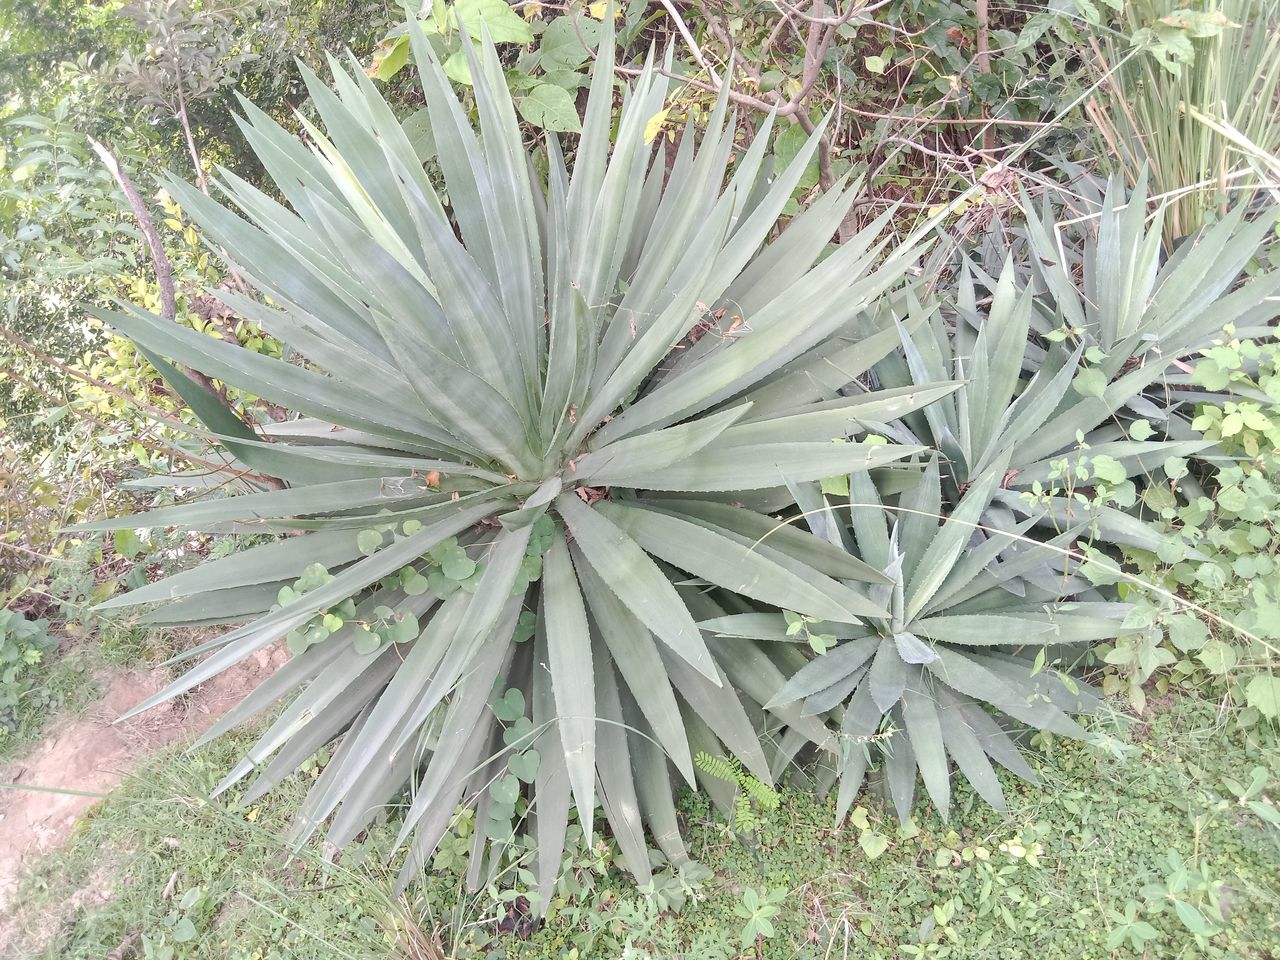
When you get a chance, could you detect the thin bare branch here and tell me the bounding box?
[88,138,232,410]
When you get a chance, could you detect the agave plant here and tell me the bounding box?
[81,25,958,896]
[875,182,1276,540]
[707,456,1131,823]
[873,269,1199,551]
[1017,176,1280,368]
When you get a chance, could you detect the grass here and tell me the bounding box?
[4,694,1277,960]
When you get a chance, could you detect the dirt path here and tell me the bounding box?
[0,646,288,924]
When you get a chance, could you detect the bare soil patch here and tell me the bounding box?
[0,645,287,928]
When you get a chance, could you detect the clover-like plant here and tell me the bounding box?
[81,23,952,899]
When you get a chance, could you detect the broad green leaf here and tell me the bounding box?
[1245,675,1280,719]
[859,830,890,859]
[450,0,535,43]
[518,83,582,133]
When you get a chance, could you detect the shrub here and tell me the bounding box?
[883,179,1279,583]
[0,607,58,735]
[708,258,1147,822]
[1097,334,1280,721]
[1086,0,1280,247]
[85,23,946,900]
[741,182,1279,819]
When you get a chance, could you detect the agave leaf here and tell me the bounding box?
[742,290,930,416]
[895,318,960,463]
[1012,439,1211,488]
[953,695,1037,783]
[895,455,942,586]
[232,646,402,802]
[137,584,282,626]
[95,305,453,454]
[594,217,923,442]
[541,532,597,845]
[901,684,950,817]
[459,33,544,392]
[625,689,690,867]
[574,405,751,485]
[966,264,1032,464]
[893,632,937,664]
[644,498,887,584]
[191,639,348,748]
[937,689,1006,810]
[925,647,1082,737]
[727,382,963,444]
[387,528,539,758]
[697,613,868,642]
[664,650,771,784]
[766,637,879,708]
[164,176,391,365]
[593,646,651,882]
[719,176,859,333]
[904,463,1006,622]
[926,521,1081,615]
[299,600,475,839]
[883,713,918,822]
[557,494,715,679]
[835,683,881,822]
[610,439,922,492]
[243,695,379,811]
[847,468,891,571]
[801,663,871,718]
[991,489,1174,555]
[573,553,696,784]
[71,476,451,532]
[984,342,1084,473]
[914,614,1058,646]
[867,639,908,713]
[532,619,572,907]
[602,502,883,622]
[714,634,835,752]
[95,529,361,610]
